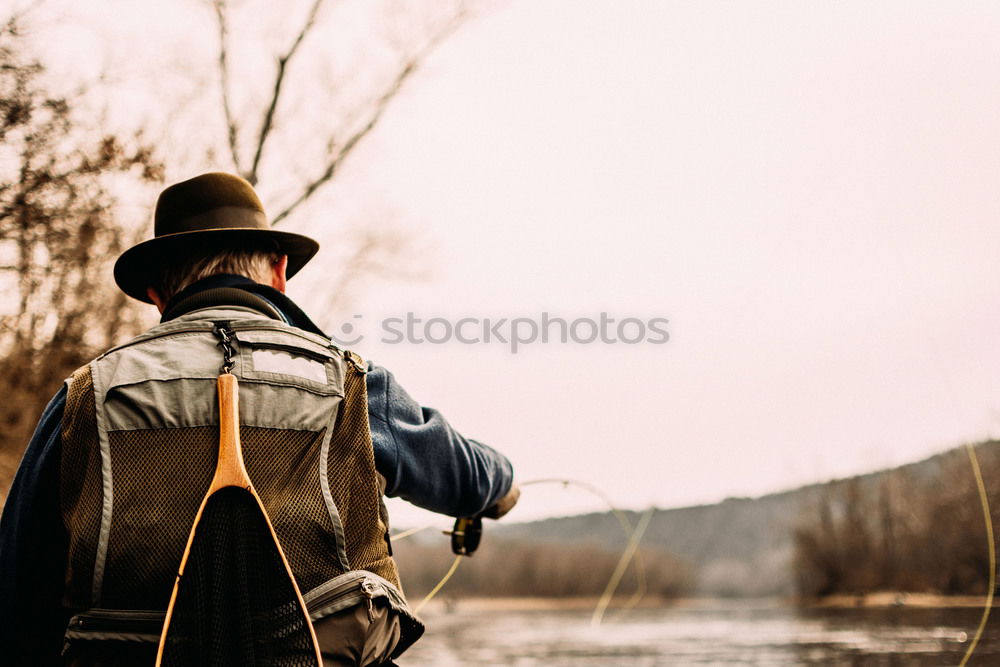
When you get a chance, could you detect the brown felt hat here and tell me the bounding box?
[114,172,320,303]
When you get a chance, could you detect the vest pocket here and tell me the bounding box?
[235,329,343,396]
[305,571,424,665]
[62,609,163,665]
[62,574,425,665]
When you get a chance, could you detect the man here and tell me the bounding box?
[0,172,519,665]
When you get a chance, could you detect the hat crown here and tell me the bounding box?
[154,172,267,236]
[113,172,320,303]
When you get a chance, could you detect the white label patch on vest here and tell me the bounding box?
[251,348,328,384]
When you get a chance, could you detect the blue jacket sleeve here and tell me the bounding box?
[0,387,70,664]
[366,364,513,518]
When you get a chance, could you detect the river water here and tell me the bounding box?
[400,601,999,665]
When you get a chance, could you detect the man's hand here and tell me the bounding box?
[480,483,520,520]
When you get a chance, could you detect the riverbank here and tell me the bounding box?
[418,592,992,613]
[804,591,990,609]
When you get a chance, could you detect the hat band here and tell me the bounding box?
[158,206,269,236]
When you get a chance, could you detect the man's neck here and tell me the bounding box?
[160,274,327,338]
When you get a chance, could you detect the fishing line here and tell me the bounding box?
[519,478,649,617]
[391,525,432,541]
[907,304,995,664]
[393,477,652,622]
[879,231,995,664]
[414,555,463,615]
[591,506,655,627]
[958,444,995,667]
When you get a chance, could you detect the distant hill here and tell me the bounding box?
[492,440,1000,597]
[496,490,814,596]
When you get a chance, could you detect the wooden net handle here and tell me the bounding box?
[156,374,323,666]
[208,373,252,492]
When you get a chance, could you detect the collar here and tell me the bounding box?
[160,274,328,338]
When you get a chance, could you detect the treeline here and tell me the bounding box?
[794,440,1000,597]
[393,537,692,599]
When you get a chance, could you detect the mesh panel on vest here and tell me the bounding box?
[243,428,342,594]
[327,364,401,590]
[62,366,104,609]
[101,426,343,608]
[103,427,217,609]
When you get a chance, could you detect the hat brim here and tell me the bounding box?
[114,228,320,303]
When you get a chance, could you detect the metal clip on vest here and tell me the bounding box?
[343,349,368,375]
[213,322,237,374]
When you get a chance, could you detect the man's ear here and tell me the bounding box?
[147,286,167,314]
[271,255,288,293]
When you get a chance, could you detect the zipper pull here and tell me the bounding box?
[360,579,379,623]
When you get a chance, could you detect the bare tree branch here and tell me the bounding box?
[317,218,431,313]
[271,5,469,226]
[213,0,242,172]
[5,1,45,28]
[247,0,325,185]
[0,16,163,490]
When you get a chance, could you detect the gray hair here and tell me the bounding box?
[154,246,281,303]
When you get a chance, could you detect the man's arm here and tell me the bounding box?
[0,387,70,665]
[366,364,515,518]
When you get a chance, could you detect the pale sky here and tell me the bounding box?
[20,1,1000,525]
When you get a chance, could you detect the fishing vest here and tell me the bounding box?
[58,303,422,663]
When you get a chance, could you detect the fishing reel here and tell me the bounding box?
[446,516,483,556]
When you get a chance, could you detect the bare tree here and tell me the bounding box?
[206,0,476,311]
[0,17,163,493]
[793,442,1000,598]
[213,0,471,204]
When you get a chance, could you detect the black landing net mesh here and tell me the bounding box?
[159,486,319,667]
